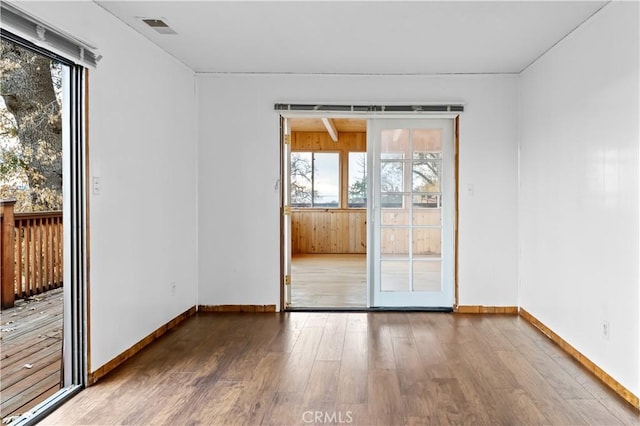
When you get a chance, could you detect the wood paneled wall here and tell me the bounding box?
[292,209,366,254]
[291,131,367,254]
[291,209,442,255]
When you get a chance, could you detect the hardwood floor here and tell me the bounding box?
[291,254,366,308]
[40,312,639,425]
[0,288,63,420]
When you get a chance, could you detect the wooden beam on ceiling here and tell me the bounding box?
[321,117,339,142]
[288,117,367,133]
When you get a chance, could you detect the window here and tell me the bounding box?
[291,152,339,207]
[348,152,367,207]
[288,126,367,210]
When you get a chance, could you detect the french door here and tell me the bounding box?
[370,118,455,308]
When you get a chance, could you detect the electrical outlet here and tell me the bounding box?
[602,321,610,340]
[466,184,474,196]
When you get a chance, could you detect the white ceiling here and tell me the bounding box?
[96,1,607,74]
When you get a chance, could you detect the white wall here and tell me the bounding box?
[13,1,198,371]
[519,1,639,396]
[197,74,519,309]
[10,1,637,400]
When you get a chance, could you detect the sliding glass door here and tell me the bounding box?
[0,28,87,426]
[370,118,455,308]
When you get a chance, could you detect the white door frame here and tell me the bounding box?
[279,111,459,310]
[282,117,292,309]
[369,118,455,308]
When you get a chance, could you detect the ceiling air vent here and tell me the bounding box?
[142,18,177,35]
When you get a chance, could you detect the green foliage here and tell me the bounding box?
[0,146,25,175]
[349,179,366,199]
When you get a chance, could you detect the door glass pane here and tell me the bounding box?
[413,160,440,193]
[348,152,367,207]
[413,129,442,153]
[381,152,403,160]
[413,228,442,258]
[381,227,409,257]
[381,261,410,291]
[382,210,409,226]
[413,194,440,209]
[413,261,441,291]
[413,204,441,226]
[382,196,410,225]
[381,129,409,158]
[381,193,403,208]
[380,161,404,193]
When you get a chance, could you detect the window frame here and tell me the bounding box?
[290,150,341,208]
[289,130,368,211]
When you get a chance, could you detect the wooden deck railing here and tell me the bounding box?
[1,200,63,309]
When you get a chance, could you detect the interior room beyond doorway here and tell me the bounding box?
[289,118,367,308]
[291,254,366,307]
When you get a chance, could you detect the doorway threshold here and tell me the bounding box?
[285,306,453,313]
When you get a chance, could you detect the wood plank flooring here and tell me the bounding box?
[0,288,63,420]
[41,312,639,425]
[292,254,366,308]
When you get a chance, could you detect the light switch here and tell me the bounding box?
[92,177,101,195]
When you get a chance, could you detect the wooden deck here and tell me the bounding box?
[0,287,63,421]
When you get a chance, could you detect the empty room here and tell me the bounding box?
[0,1,638,425]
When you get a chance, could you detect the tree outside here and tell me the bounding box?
[348,152,367,207]
[292,151,440,209]
[290,152,314,206]
[290,152,340,207]
[0,39,63,212]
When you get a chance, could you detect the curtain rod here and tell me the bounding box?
[274,104,464,113]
